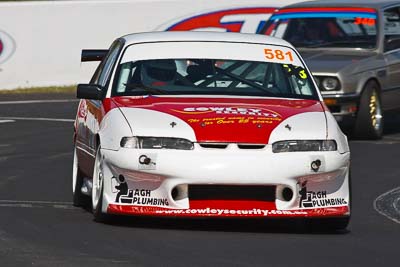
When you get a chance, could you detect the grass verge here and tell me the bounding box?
[0,85,76,94]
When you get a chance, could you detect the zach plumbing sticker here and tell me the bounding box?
[299,185,347,208]
[0,30,16,64]
[112,176,169,206]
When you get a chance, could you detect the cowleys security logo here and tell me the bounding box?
[0,30,16,64]
[159,7,277,33]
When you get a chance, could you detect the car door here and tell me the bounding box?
[75,40,124,177]
[382,6,400,111]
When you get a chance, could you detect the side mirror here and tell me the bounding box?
[77,84,104,100]
[81,49,108,62]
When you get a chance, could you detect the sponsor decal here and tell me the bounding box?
[164,7,277,33]
[172,106,282,126]
[0,30,16,64]
[155,208,306,216]
[113,176,168,206]
[108,204,349,218]
[173,107,281,118]
[299,184,347,208]
[186,116,279,126]
[77,101,88,121]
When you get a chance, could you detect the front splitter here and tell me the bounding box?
[108,200,349,218]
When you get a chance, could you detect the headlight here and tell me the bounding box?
[321,77,340,91]
[120,136,194,150]
[272,140,337,153]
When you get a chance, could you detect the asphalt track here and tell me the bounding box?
[0,93,399,267]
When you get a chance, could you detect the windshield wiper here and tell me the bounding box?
[124,83,167,95]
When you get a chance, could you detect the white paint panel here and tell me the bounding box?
[325,111,350,153]
[99,108,133,150]
[269,112,327,143]
[121,42,303,66]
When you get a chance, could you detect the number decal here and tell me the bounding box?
[354,17,375,26]
[298,70,307,79]
[285,51,293,62]
[264,49,294,62]
[264,49,274,59]
[283,64,308,80]
[275,50,284,60]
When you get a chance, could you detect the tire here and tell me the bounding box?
[72,145,88,207]
[92,146,109,222]
[353,80,384,139]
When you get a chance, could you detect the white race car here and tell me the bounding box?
[73,31,351,230]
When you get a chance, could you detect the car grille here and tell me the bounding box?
[189,185,276,201]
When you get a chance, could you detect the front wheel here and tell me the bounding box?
[353,81,384,139]
[72,145,88,207]
[92,146,109,222]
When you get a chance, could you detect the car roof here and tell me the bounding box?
[121,31,294,48]
[280,0,400,10]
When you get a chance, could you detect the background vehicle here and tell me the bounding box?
[260,0,400,139]
[73,31,350,230]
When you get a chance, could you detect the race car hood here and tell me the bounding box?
[298,50,376,74]
[112,96,326,144]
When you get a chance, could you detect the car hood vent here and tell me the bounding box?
[199,143,228,149]
[198,143,266,149]
[237,144,265,149]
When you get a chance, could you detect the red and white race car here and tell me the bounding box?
[73,31,351,230]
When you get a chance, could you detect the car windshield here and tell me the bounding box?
[261,7,378,49]
[112,41,319,100]
[113,58,318,100]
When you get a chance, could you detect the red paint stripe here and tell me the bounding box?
[112,96,324,144]
[276,7,376,14]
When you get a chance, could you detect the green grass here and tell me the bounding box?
[0,85,76,94]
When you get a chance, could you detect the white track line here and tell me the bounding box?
[373,187,400,224]
[0,116,74,122]
[0,99,78,105]
[0,200,74,209]
[0,120,15,124]
[0,200,72,204]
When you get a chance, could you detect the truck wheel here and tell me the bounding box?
[353,81,383,139]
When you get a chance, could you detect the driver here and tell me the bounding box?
[140,59,177,87]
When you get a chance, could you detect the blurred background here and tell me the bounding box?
[0,0,301,91]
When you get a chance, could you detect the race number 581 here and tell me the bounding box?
[264,48,293,62]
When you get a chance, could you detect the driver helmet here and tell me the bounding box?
[140,59,177,86]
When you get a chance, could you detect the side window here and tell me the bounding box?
[91,40,123,87]
[383,7,400,52]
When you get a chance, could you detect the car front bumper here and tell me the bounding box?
[100,145,350,218]
[323,93,359,118]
